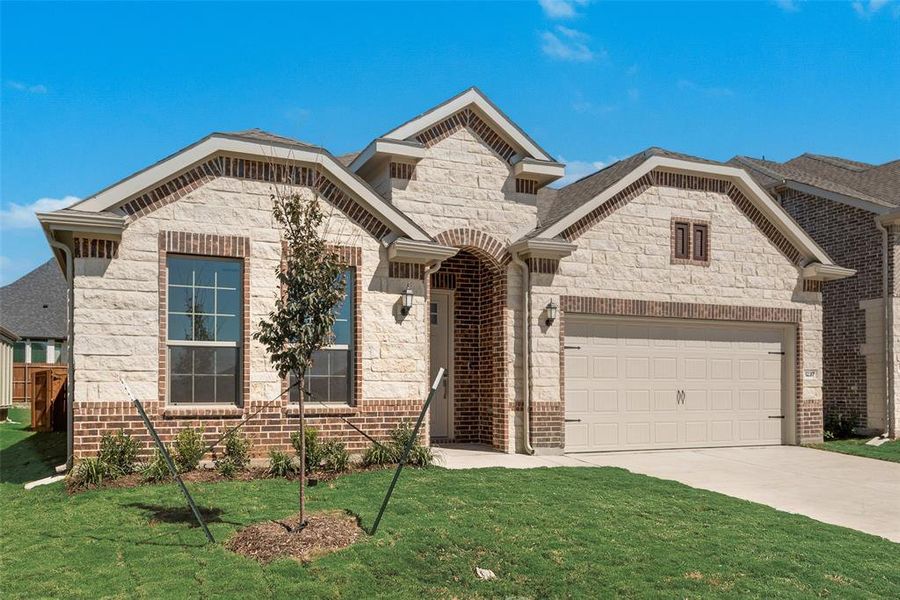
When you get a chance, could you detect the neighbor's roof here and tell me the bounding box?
[0,260,67,339]
[732,153,900,210]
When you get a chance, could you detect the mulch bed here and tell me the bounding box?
[66,464,390,494]
[226,511,363,563]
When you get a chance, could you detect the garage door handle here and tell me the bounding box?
[767,415,785,419]
[564,345,581,350]
[565,418,582,423]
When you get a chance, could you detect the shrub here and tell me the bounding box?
[172,426,205,472]
[321,440,350,473]
[361,422,434,468]
[291,427,325,473]
[362,441,396,468]
[68,457,107,488]
[142,448,171,482]
[98,430,139,476]
[389,421,434,468]
[267,450,299,478]
[215,430,251,478]
[824,413,855,441]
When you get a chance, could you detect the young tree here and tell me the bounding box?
[255,182,346,529]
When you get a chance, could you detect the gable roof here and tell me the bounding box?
[379,87,554,162]
[54,130,433,242]
[0,260,67,339]
[523,147,838,268]
[732,153,900,212]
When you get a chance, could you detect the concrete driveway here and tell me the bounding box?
[434,445,900,542]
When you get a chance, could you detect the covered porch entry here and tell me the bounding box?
[427,240,509,451]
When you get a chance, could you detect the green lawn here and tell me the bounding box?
[812,437,900,464]
[2,408,898,599]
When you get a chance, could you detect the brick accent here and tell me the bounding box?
[73,237,120,259]
[388,262,425,279]
[803,280,824,293]
[558,296,815,444]
[157,231,251,407]
[515,178,538,195]
[433,228,509,265]
[429,248,508,450]
[119,155,393,240]
[526,257,559,274]
[780,188,884,427]
[670,217,711,267]
[560,169,805,266]
[390,161,415,180]
[415,108,517,164]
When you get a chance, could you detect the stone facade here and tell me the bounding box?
[68,112,833,459]
[529,177,824,445]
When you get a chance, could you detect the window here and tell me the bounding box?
[30,341,47,364]
[672,219,710,265]
[692,223,708,261]
[167,256,242,404]
[13,342,26,363]
[674,221,690,259]
[290,268,355,405]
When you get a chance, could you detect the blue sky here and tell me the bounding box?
[2,0,898,285]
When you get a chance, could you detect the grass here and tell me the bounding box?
[1,408,898,599]
[812,437,900,464]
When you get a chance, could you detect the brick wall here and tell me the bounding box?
[430,248,508,449]
[779,190,884,428]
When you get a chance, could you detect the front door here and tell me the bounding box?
[429,291,453,439]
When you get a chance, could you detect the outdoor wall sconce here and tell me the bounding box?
[400,283,415,316]
[545,300,558,326]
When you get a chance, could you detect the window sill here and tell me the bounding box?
[162,405,244,419]
[284,404,359,417]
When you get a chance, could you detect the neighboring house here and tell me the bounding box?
[36,88,853,460]
[0,326,17,418]
[733,154,899,438]
[0,260,69,403]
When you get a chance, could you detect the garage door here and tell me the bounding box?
[564,318,787,452]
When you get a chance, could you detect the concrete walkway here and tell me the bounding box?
[433,444,900,542]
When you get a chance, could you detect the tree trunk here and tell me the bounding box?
[298,370,306,527]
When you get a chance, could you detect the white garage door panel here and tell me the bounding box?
[565,319,786,452]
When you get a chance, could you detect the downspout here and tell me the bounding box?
[49,239,75,469]
[510,252,535,455]
[875,219,895,438]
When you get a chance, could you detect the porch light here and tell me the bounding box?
[545,300,558,326]
[400,283,415,316]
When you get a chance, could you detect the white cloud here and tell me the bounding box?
[538,0,589,19]
[7,81,47,94]
[774,0,800,12]
[554,156,619,187]
[677,79,734,98]
[852,0,895,18]
[540,26,600,62]
[0,196,80,230]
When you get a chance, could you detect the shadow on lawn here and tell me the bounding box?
[123,502,242,528]
[0,427,66,484]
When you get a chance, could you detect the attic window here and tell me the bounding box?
[516,178,538,195]
[390,161,415,180]
[671,218,710,266]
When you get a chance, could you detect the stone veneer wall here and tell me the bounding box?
[72,176,430,459]
[779,190,885,430]
[528,179,824,447]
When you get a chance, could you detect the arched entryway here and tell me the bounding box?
[428,238,508,451]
